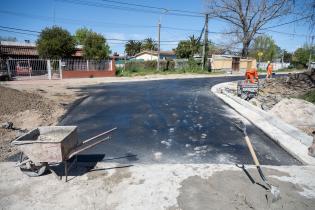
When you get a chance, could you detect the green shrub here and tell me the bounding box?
[300,90,315,104]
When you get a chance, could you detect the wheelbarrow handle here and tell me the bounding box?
[82,127,117,144]
[67,136,109,159]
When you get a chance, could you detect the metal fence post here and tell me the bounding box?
[87,60,89,71]
[47,59,51,80]
[59,59,62,80]
[6,59,11,79]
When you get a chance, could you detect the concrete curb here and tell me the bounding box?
[211,82,315,165]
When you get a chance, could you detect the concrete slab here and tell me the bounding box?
[0,162,314,210]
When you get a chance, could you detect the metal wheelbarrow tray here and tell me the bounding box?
[11,126,116,181]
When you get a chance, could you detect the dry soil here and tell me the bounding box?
[0,85,81,161]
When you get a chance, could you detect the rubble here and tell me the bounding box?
[254,70,315,111]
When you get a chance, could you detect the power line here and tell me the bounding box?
[261,15,313,30]
[0,10,157,29]
[0,28,38,36]
[265,29,310,37]
[0,25,182,42]
[0,25,40,34]
[56,0,203,18]
[99,0,204,15]
[1,9,312,37]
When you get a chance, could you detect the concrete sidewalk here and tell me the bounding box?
[0,162,314,210]
[211,82,315,165]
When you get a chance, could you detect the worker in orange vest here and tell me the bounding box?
[266,61,273,79]
[245,68,259,84]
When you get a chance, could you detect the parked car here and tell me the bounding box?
[16,61,32,76]
[0,70,11,81]
[0,60,11,81]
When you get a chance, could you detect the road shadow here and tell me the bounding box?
[49,153,136,179]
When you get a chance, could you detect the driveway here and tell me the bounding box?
[61,77,300,165]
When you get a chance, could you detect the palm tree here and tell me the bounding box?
[188,35,201,56]
[125,40,142,56]
[141,38,157,51]
[175,35,202,58]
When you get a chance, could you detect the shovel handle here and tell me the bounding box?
[244,135,260,167]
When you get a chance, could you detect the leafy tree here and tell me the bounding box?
[250,35,280,62]
[292,45,314,67]
[125,40,142,56]
[175,40,191,58]
[283,50,293,63]
[141,38,157,51]
[75,27,92,45]
[75,28,111,59]
[175,35,201,58]
[36,26,76,58]
[83,32,111,59]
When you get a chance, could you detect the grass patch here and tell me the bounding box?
[115,67,220,77]
[299,90,315,104]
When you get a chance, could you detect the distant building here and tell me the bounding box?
[133,50,176,61]
[210,54,256,72]
[0,41,83,59]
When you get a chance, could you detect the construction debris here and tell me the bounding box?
[253,70,315,111]
[1,122,13,129]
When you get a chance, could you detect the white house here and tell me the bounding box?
[133,51,176,61]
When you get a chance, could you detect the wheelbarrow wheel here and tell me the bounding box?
[19,152,48,177]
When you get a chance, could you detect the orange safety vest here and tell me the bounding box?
[267,64,273,74]
[245,68,258,83]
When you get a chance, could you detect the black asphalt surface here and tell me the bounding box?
[61,76,300,165]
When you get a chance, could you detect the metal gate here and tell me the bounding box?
[7,58,62,80]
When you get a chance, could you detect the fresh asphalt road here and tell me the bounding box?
[61,76,300,165]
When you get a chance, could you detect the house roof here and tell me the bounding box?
[0,45,38,56]
[134,50,176,57]
[0,41,83,57]
[0,41,36,47]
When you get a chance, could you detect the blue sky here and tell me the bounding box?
[0,0,313,54]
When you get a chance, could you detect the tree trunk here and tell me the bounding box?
[242,41,250,58]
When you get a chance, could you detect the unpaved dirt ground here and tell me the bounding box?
[0,163,314,210]
[0,85,84,161]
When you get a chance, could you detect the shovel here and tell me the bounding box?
[234,120,281,203]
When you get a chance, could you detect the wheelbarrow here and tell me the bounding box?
[237,80,260,100]
[11,126,117,181]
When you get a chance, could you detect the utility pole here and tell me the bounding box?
[281,49,284,69]
[308,35,314,71]
[124,50,126,73]
[202,14,209,71]
[157,20,161,71]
